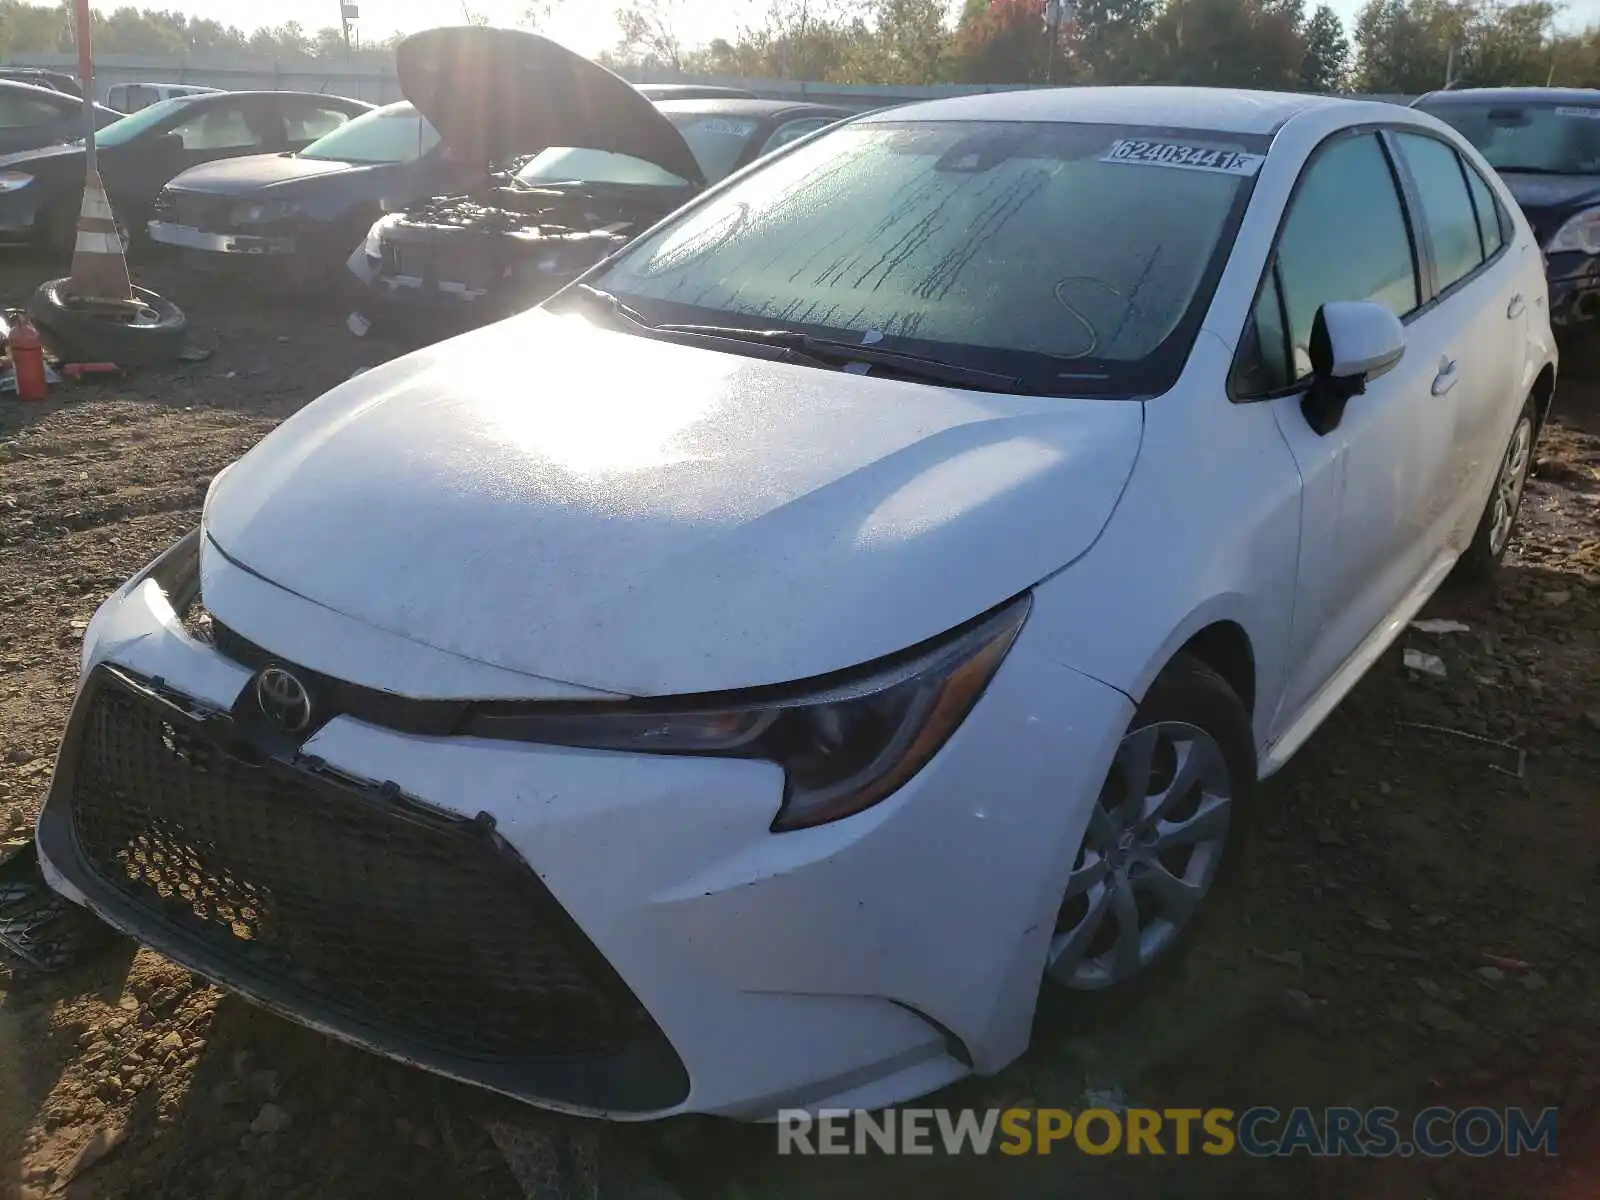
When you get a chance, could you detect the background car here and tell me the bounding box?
[0,89,371,252]
[0,67,84,97]
[1414,87,1600,335]
[0,79,121,159]
[37,86,1555,1122]
[350,29,849,339]
[634,84,758,101]
[105,82,221,112]
[147,100,480,287]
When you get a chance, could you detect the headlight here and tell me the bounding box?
[0,171,34,192]
[82,528,201,676]
[462,595,1031,831]
[1546,206,1600,255]
[232,199,300,225]
[364,216,392,258]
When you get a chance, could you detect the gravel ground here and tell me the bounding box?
[1,257,1598,1199]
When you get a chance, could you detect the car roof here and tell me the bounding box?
[1414,86,1600,106]
[650,98,853,122]
[856,86,1396,135]
[151,90,373,111]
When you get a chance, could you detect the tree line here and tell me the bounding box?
[1,0,1598,93]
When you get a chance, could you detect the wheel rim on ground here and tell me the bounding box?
[1489,415,1534,558]
[1047,721,1234,991]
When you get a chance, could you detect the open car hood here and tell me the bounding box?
[396,26,706,186]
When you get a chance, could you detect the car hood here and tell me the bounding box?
[166,152,390,198]
[203,310,1143,697]
[1499,172,1600,212]
[396,25,705,186]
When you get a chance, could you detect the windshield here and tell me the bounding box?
[515,147,691,188]
[592,120,1265,395]
[665,112,761,181]
[1418,101,1600,174]
[93,97,191,148]
[300,101,439,164]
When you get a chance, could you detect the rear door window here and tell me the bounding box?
[1392,132,1487,295]
[1461,156,1506,258]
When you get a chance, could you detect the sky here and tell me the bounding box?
[69,0,1600,58]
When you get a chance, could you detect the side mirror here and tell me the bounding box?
[1302,300,1407,435]
[154,132,184,157]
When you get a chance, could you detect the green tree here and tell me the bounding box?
[1142,0,1306,87]
[951,0,1054,83]
[1299,3,1350,89]
[614,0,686,70]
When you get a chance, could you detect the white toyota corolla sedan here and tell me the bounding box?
[39,87,1555,1120]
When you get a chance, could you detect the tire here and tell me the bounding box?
[1452,395,1535,584]
[1043,653,1255,995]
[26,278,187,368]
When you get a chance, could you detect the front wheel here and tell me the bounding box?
[1045,654,1254,992]
[1452,396,1535,584]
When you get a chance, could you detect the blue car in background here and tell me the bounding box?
[1415,87,1600,336]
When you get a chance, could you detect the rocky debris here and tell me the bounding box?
[248,1104,292,1136]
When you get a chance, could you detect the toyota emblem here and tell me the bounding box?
[255,667,313,734]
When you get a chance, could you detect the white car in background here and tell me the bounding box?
[39,86,1554,1120]
[104,82,220,112]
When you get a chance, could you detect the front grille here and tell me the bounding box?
[158,192,229,232]
[55,669,687,1109]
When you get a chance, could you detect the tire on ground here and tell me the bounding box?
[1054,652,1255,1005]
[26,279,187,368]
[1452,394,1536,585]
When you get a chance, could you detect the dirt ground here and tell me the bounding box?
[1,254,1598,1200]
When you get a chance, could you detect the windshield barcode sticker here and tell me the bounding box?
[1101,139,1265,176]
[1554,106,1600,119]
[694,118,759,136]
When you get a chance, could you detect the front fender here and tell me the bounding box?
[1021,336,1302,756]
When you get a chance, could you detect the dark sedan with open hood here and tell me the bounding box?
[147,100,483,286]
[1415,87,1600,329]
[347,26,848,340]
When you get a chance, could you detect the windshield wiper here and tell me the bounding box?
[654,324,1026,392]
[566,288,828,367]
[569,284,657,329]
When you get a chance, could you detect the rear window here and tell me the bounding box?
[595,120,1269,396]
[1417,101,1600,175]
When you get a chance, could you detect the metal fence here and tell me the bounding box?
[2,50,1418,111]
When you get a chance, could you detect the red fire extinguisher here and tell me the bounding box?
[9,315,48,402]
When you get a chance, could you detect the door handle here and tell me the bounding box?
[1507,294,1525,319]
[1432,357,1459,397]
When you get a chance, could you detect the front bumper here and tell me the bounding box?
[39,546,1132,1119]
[148,220,294,256]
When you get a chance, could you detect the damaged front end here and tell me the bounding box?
[347,25,704,342]
[351,181,679,336]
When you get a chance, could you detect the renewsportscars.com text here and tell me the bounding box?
[776,1106,1558,1158]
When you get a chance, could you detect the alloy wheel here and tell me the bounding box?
[1488,415,1534,558]
[1047,721,1233,990]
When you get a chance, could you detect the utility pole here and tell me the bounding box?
[340,0,358,55]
